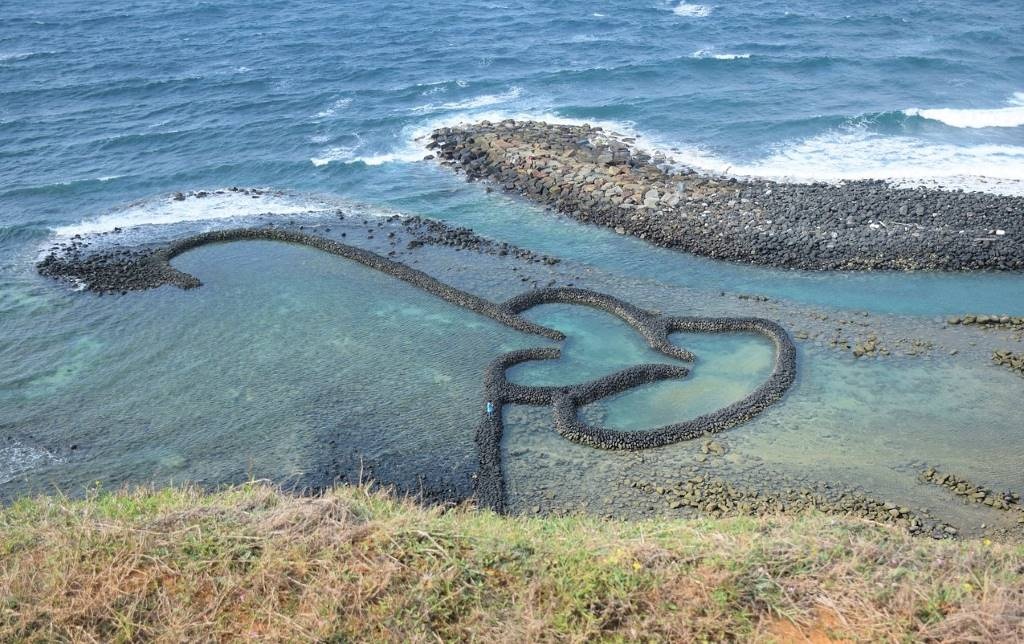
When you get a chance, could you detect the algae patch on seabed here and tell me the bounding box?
[20,337,104,399]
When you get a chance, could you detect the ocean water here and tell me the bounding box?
[2,1,1024,519]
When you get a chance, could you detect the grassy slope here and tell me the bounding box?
[2,483,1023,642]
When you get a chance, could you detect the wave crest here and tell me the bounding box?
[691,49,750,60]
[411,86,523,114]
[904,92,1024,128]
[51,189,343,238]
[690,127,1024,195]
[673,3,711,17]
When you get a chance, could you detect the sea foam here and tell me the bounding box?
[0,443,61,485]
[0,51,55,63]
[691,49,750,60]
[673,3,711,17]
[313,97,353,119]
[411,86,523,114]
[52,190,341,238]
[312,87,527,167]
[688,127,1024,195]
[904,92,1024,128]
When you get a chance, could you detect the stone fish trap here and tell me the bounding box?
[39,228,797,513]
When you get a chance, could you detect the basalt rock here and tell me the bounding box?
[432,120,1024,271]
[919,466,1023,514]
[400,215,559,265]
[632,476,945,535]
[949,315,1024,337]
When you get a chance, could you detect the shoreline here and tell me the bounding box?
[430,120,1024,271]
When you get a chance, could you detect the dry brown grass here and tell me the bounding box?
[1,482,1022,642]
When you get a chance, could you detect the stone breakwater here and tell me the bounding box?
[430,120,1024,271]
[38,227,796,513]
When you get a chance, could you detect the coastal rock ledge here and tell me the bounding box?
[430,120,1024,271]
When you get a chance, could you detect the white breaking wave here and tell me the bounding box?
[0,51,54,63]
[411,86,523,114]
[399,108,1024,195]
[677,127,1024,196]
[308,85,1024,195]
[311,87,527,167]
[0,52,32,63]
[904,92,1024,128]
[310,129,428,166]
[691,49,750,60]
[52,190,341,238]
[420,84,448,96]
[312,147,425,167]
[673,3,711,17]
[311,144,359,167]
[313,97,353,119]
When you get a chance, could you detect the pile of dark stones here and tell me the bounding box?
[37,243,182,294]
[627,475,959,537]
[948,314,1024,331]
[920,467,1023,518]
[431,119,1024,270]
[400,215,559,265]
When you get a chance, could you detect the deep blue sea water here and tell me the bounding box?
[2,1,1023,517]
[3,0,1024,310]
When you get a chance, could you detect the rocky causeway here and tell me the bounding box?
[430,120,1024,271]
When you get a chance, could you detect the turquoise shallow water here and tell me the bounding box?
[1,1,1023,516]
[509,305,775,429]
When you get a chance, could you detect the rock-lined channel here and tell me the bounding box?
[430,120,1024,271]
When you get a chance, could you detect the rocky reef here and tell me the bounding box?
[430,120,1024,271]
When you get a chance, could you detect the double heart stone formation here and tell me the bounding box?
[39,227,797,513]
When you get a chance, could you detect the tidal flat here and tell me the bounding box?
[14,185,1024,543]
